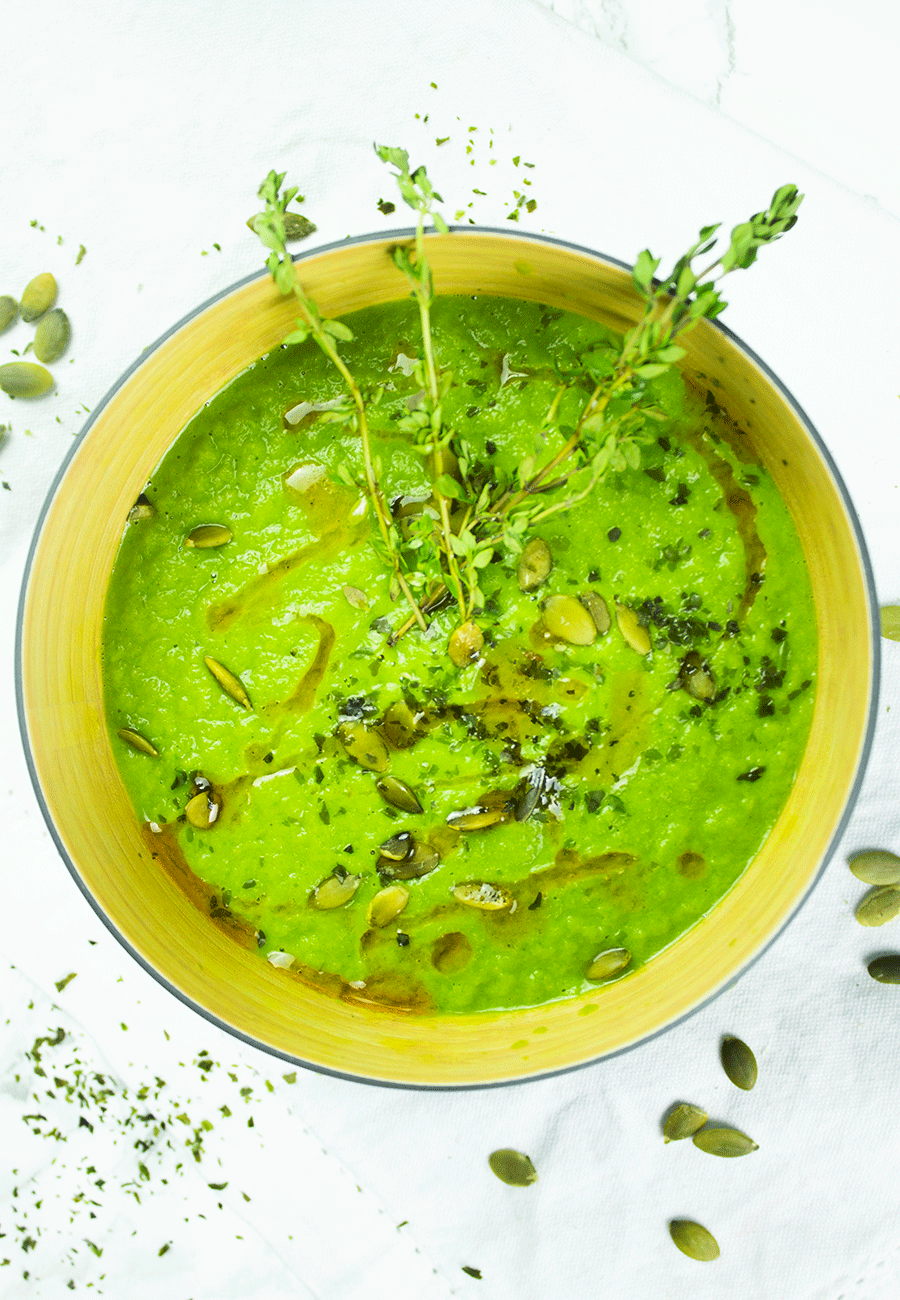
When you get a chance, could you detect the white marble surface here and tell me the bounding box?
[2,3,899,1298]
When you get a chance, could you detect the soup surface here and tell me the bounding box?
[102,296,816,1014]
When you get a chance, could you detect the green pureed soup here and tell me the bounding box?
[103,296,816,1015]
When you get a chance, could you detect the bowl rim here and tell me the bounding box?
[15,224,882,1089]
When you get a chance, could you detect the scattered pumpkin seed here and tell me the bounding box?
[379,840,440,881]
[488,1149,538,1186]
[432,931,472,972]
[867,955,900,983]
[663,1103,708,1143]
[449,621,484,667]
[378,831,415,862]
[381,700,422,749]
[616,602,651,654]
[849,849,900,886]
[720,1036,757,1090]
[341,584,369,609]
[579,590,610,634]
[117,727,159,757]
[19,272,57,322]
[517,537,552,591]
[446,804,509,831]
[855,885,900,927]
[376,775,424,814]
[0,296,18,334]
[451,881,513,910]
[0,361,54,398]
[337,720,389,771]
[127,493,155,521]
[204,656,252,710]
[678,650,715,700]
[366,885,409,928]
[543,593,597,645]
[880,606,900,641]
[185,523,233,549]
[692,1127,758,1157]
[311,872,361,909]
[585,947,631,981]
[185,789,221,829]
[669,1220,719,1262]
[33,307,71,363]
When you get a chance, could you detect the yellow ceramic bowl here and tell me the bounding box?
[17,230,877,1087]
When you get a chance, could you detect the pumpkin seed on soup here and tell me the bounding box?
[585,947,631,981]
[375,775,424,814]
[848,849,900,886]
[204,656,252,710]
[616,602,651,654]
[488,1149,538,1186]
[311,872,361,909]
[517,537,552,591]
[663,1103,708,1143]
[366,885,409,928]
[669,1220,719,1262]
[579,590,610,634]
[543,594,596,645]
[448,621,484,667]
[185,789,221,828]
[452,881,513,911]
[117,727,159,757]
[337,720,389,771]
[720,1036,757,1090]
[186,523,232,549]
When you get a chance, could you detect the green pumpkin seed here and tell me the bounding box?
[517,538,552,591]
[585,947,631,981]
[338,720,389,771]
[543,594,597,645]
[449,621,484,667]
[0,361,54,398]
[379,839,440,881]
[432,931,472,972]
[669,1220,719,1262]
[185,789,221,828]
[663,1103,708,1143]
[880,606,900,641]
[19,272,57,322]
[679,650,715,700]
[117,727,159,757]
[378,831,415,862]
[127,493,155,521]
[721,1036,757,1090]
[375,775,424,815]
[616,602,651,654]
[867,955,900,983]
[381,700,421,749]
[0,295,18,334]
[849,849,900,886]
[33,308,71,363]
[856,885,900,927]
[692,1127,758,1157]
[452,881,513,910]
[488,1149,538,1186]
[446,804,509,831]
[311,872,361,909]
[367,885,409,928]
[204,656,252,710]
[579,590,610,634]
[185,523,233,549]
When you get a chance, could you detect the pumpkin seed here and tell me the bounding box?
[381,700,421,749]
[33,307,71,363]
[720,1036,757,1090]
[663,1103,708,1143]
[127,493,155,521]
[856,885,900,927]
[185,523,232,549]
[19,272,57,322]
[517,538,552,591]
[514,768,546,823]
[451,881,513,910]
[117,727,159,757]
[376,775,424,815]
[488,1149,538,1186]
[579,590,610,634]
[432,930,472,972]
[337,720,389,771]
[446,804,509,831]
[616,602,651,654]
[378,831,415,862]
[366,885,409,928]
[867,955,900,983]
[204,656,252,710]
[585,947,631,981]
[379,840,440,881]
[311,872,361,909]
[849,849,900,886]
[449,621,484,667]
[0,361,54,398]
[185,789,221,829]
[880,606,900,641]
[543,594,596,645]
[669,1220,719,1262]
[342,584,369,609]
[692,1127,758,1157]
[678,650,715,700]
[0,295,18,334]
